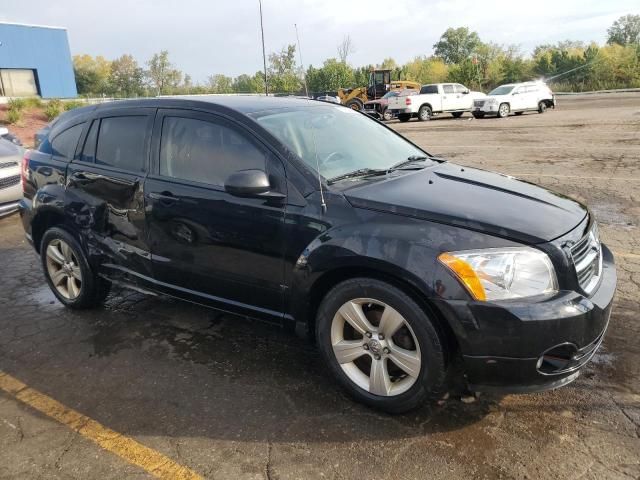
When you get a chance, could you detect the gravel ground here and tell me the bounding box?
[0,93,638,479]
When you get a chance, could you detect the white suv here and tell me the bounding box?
[472,82,555,118]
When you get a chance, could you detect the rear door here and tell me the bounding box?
[144,109,288,319]
[441,84,457,111]
[66,107,154,278]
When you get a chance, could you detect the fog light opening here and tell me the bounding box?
[538,343,579,374]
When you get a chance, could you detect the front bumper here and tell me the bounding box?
[434,245,616,393]
[0,181,22,217]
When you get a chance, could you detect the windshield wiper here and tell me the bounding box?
[328,168,387,184]
[387,155,431,172]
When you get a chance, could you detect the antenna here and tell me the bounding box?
[294,23,309,98]
[258,0,268,95]
[294,23,327,213]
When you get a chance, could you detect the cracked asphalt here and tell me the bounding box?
[1,93,639,479]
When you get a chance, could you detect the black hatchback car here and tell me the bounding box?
[19,97,616,413]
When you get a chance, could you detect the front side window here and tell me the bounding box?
[95,116,148,171]
[489,85,515,96]
[159,116,266,186]
[51,123,84,159]
[454,84,468,93]
[442,85,455,94]
[253,105,429,180]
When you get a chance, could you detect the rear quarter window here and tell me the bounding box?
[50,123,84,160]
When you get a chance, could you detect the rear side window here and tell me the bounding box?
[95,116,148,171]
[51,124,84,159]
[159,116,266,186]
[420,85,438,94]
[80,120,99,163]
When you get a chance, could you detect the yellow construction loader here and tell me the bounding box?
[338,69,420,111]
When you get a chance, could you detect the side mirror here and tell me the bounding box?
[512,91,519,95]
[224,169,284,200]
[0,127,9,136]
[462,89,470,94]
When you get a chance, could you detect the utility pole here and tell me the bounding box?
[258,0,269,95]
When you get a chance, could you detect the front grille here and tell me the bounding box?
[571,223,601,294]
[0,174,20,190]
[474,100,485,107]
[0,161,17,169]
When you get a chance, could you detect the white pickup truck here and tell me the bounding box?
[387,83,484,122]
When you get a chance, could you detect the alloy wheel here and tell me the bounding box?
[45,239,82,299]
[330,298,421,397]
[499,104,509,117]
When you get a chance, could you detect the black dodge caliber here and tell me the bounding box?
[19,97,616,413]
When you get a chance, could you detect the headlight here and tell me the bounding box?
[438,247,557,301]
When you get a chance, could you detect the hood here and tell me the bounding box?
[344,163,587,244]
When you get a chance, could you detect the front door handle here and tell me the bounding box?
[149,191,180,204]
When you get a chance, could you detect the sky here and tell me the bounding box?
[1,0,638,82]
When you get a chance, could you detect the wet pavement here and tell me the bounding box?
[1,94,639,479]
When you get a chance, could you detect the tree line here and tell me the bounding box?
[74,14,640,97]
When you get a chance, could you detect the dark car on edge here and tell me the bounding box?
[18,97,616,413]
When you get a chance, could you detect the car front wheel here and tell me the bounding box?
[316,278,446,413]
[498,103,510,118]
[41,227,110,309]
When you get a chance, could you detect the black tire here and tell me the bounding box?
[538,101,547,113]
[451,112,464,118]
[382,107,393,121]
[316,278,447,414]
[418,105,432,121]
[472,112,485,119]
[40,227,111,309]
[345,98,364,111]
[497,103,510,118]
[397,114,411,122]
[514,111,524,116]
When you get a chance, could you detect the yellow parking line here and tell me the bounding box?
[0,371,203,480]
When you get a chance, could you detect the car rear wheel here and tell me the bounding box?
[418,105,432,121]
[538,101,547,113]
[316,278,446,413]
[498,103,510,118]
[472,112,485,119]
[451,112,464,118]
[41,227,111,309]
[397,114,411,122]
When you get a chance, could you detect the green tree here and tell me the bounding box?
[268,45,301,93]
[433,27,481,64]
[607,14,640,46]
[146,50,182,95]
[73,55,112,95]
[307,58,355,92]
[110,54,144,97]
[207,74,234,93]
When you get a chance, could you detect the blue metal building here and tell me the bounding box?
[0,22,77,98]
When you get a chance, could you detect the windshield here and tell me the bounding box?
[488,85,515,96]
[252,105,429,180]
[382,91,398,99]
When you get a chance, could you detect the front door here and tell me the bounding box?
[66,108,154,278]
[144,109,287,319]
